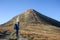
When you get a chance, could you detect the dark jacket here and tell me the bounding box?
[14,23,20,30]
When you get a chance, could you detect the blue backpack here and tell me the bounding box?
[14,23,20,30]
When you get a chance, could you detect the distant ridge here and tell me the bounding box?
[31,9,60,27]
[1,9,60,27]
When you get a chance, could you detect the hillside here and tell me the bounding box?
[0,9,60,40]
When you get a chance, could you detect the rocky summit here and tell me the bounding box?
[0,9,60,40]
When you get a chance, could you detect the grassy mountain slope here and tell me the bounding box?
[0,9,60,40]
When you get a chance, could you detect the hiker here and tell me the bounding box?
[14,16,20,39]
[14,22,20,38]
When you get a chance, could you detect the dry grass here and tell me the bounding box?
[0,23,60,40]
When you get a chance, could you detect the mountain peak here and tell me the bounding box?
[24,9,36,13]
[1,9,60,27]
[26,9,35,11]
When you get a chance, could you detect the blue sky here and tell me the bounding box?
[0,0,60,24]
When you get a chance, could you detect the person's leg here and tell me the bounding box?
[16,30,19,38]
